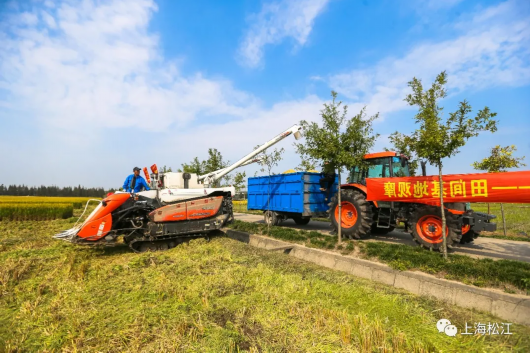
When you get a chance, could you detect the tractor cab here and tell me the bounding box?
[349,151,410,184]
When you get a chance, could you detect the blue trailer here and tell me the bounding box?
[247,172,338,225]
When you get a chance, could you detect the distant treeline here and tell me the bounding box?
[0,184,111,197]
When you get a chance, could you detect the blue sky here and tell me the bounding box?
[0,0,529,188]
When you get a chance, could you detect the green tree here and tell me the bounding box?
[472,145,526,172]
[180,157,205,175]
[233,171,247,195]
[161,165,173,173]
[385,132,419,176]
[472,145,526,235]
[398,71,497,258]
[179,149,231,187]
[204,148,232,187]
[295,91,379,244]
[295,159,318,172]
[255,146,285,232]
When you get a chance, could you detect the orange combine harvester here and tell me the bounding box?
[54,125,303,252]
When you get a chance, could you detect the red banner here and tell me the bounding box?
[365,170,530,204]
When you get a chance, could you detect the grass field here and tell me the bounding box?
[227,220,530,295]
[472,203,530,238]
[2,213,530,351]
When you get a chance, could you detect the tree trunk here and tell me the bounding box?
[501,203,507,237]
[267,168,271,234]
[439,165,448,260]
[338,169,342,245]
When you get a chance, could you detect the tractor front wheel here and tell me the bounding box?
[460,225,479,244]
[409,206,462,250]
[460,209,480,244]
[329,189,372,239]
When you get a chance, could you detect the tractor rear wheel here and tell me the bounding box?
[293,217,310,225]
[329,189,372,239]
[409,206,462,250]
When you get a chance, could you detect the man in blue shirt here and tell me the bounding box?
[123,167,151,193]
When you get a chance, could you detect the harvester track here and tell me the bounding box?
[128,233,212,253]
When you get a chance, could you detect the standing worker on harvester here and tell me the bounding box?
[319,161,336,200]
[123,167,151,193]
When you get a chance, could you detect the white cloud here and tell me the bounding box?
[327,0,530,117]
[41,10,57,28]
[237,0,330,68]
[0,0,328,187]
[0,0,260,132]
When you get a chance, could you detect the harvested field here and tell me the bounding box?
[1,211,530,352]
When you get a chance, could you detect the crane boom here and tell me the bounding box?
[198,125,302,186]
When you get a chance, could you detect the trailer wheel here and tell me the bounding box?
[264,211,280,226]
[293,217,310,225]
[409,206,462,250]
[329,189,372,239]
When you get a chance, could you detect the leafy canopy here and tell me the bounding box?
[385,132,419,176]
[233,171,247,193]
[403,71,498,167]
[180,157,205,175]
[295,159,318,172]
[295,91,379,172]
[179,148,231,187]
[255,146,285,175]
[472,145,526,173]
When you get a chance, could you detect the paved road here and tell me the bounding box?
[234,213,530,263]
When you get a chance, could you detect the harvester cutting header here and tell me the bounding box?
[55,125,303,252]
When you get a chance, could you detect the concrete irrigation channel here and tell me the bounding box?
[234,213,530,263]
[224,227,530,326]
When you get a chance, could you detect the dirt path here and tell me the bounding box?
[234,213,530,263]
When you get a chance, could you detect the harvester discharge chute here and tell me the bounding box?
[54,125,303,252]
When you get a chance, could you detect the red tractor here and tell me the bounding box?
[328,152,496,249]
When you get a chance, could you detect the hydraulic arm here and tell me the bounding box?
[198,125,302,186]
